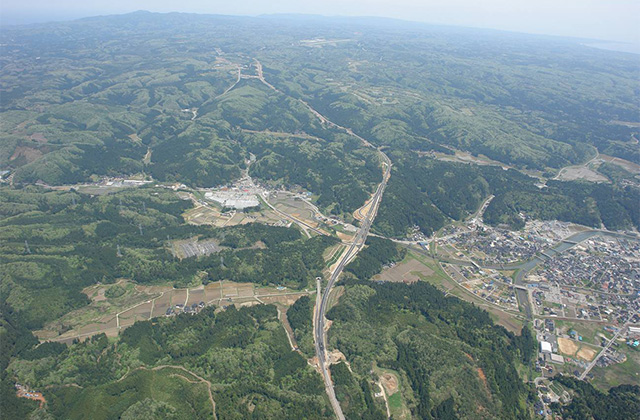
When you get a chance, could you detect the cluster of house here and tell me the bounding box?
[536,237,640,295]
[449,225,548,264]
[165,301,206,316]
[529,267,640,323]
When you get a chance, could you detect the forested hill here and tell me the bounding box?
[2,11,638,181]
[1,11,639,419]
[373,151,640,238]
[326,279,535,419]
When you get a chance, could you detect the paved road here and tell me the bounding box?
[250,58,392,418]
[314,151,390,419]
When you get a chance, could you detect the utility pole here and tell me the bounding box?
[119,198,123,211]
[117,244,122,257]
[24,240,31,254]
[142,201,147,213]
[138,223,143,236]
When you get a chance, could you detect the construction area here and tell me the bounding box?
[170,237,222,259]
[204,190,260,209]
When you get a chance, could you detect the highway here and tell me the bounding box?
[314,149,390,419]
[249,57,393,418]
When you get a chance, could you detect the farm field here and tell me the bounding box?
[35,281,313,344]
[183,203,284,227]
[372,257,433,283]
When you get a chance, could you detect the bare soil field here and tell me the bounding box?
[576,346,598,362]
[170,290,187,307]
[29,132,48,143]
[380,372,399,395]
[260,293,307,306]
[556,166,609,182]
[119,301,153,328]
[431,150,507,168]
[151,293,172,318]
[204,283,223,303]
[10,146,43,163]
[558,337,579,356]
[600,154,640,174]
[187,288,206,306]
[373,258,434,283]
[336,231,355,242]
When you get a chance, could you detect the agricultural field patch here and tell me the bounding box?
[373,258,433,283]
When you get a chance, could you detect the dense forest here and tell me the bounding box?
[328,240,538,419]
[5,304,333,419]
[549,376,640,420]
[326,280,535,419]
[345,236,406,280]
[373,151,639,237]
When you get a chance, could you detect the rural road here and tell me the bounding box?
[579,312,638,380]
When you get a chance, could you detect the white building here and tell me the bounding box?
[540,341,553,353]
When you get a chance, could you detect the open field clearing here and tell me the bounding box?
[183,204,284,227]
[373,258,433,283]
[600,154,640,174]
[374,367,410,420]
[271,193,316,221]
[556,165,609,182]
[118,301,152,329]
[187,287,206,305]
[430,150,508,168]
[171,237,221,259]
[577,346,598,362]
[558,337,580,355]
[591,347,640,391]
[269,192,334,234]
[558,337,598,361]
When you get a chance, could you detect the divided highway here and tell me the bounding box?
[314,150,391,419]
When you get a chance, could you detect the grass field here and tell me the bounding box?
[591,346,640,391]
[554,319,613,346]
[373,257,434,283]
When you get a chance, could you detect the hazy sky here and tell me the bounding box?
[2,0,639,44]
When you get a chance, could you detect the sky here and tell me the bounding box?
[2,0,639,44]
